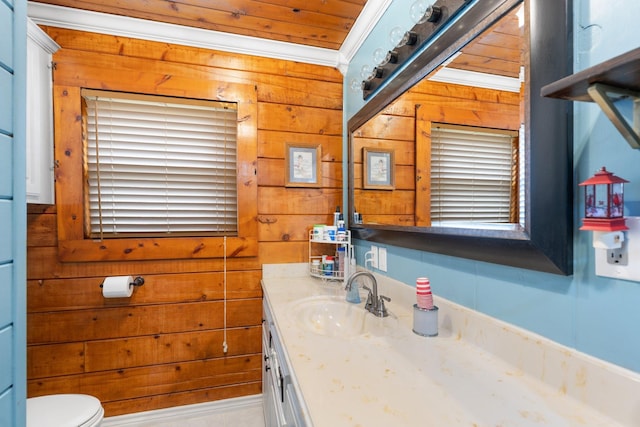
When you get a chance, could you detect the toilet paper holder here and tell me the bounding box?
[99,276,145,289]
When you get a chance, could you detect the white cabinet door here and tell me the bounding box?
[26,19,59,204]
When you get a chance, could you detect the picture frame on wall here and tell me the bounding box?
[363,147,394,190]
[285,143,322,187]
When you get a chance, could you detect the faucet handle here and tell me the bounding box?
[362,285,373,309]
[378,295,391,317]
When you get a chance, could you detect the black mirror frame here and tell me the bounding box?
[348,0,573,275]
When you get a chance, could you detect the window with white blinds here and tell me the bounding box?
[82,89,238,238]
[430,123,518,224]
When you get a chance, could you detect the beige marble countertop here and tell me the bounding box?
[262,263,625,427]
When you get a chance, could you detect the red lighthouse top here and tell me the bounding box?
[579,167,629,187]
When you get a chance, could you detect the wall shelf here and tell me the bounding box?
[541,47,640,149]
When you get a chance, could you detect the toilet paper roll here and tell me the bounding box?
[102,275,134,298]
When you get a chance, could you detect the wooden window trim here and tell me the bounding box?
[54,82,258,262]
[414,100,520,227]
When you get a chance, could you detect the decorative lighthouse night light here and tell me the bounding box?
[579,167,628,233]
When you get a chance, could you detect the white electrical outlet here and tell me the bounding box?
[595,216,640,281]
[370,245,378,269]
[378,247,387,272]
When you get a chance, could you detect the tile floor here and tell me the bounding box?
[103,396,265,427]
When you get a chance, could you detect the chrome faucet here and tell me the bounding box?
[345,271,391,317]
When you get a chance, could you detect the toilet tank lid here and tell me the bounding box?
[27,394,103,427]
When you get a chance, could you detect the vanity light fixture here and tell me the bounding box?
[410,0,443,24]
[360,0,471,99]
[423,5,443,23]
[400,31,419,46]
[384,50,399,65]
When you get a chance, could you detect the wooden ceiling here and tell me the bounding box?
[449,5,523,79]
[30,0,522,81]
[30,0,368,50]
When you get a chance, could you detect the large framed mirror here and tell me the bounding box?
[348,0,573,275]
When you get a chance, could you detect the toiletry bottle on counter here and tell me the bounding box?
[311,259,320,274]
[353,207,362,224]
[337,246,346,276]
[324,256,334,276]
[312,224,324,240]
[333,206,341,226]
[336,220,346,241]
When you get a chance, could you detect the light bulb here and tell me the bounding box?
[360,64,372,80]
[389,26,405,48]
[373,48,387,66]
[349,78,361,92]
[409,0,428,24]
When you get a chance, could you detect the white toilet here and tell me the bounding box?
[27,394,104,427]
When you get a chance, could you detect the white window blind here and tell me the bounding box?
[430,123,518,224]
[82,89,238,238]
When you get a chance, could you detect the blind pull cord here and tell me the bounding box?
[222,235,228,354]
[222,109,230,354]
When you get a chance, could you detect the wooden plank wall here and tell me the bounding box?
[26,28,343,417]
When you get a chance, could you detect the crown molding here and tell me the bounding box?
[337,0,394,73]
[27,17,60,54]
[428,67,523,93]
[27,2,343,67]
[28,1,387,74]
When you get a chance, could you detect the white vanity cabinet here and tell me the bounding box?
[26,19,59,204]
[262,295,308,427]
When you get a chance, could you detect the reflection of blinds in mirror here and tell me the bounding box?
[82,89,238,238]
[430,123,518,224]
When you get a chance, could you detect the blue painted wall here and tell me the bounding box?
[0,0,27,425]
[344,0,640,373]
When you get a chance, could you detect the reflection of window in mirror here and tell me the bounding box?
[429,123,519,227]
[352,5,525,229]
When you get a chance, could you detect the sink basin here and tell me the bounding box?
[289,295,367,337]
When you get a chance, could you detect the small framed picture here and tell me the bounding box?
[363,148,394,190]
[285,143,322,187]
